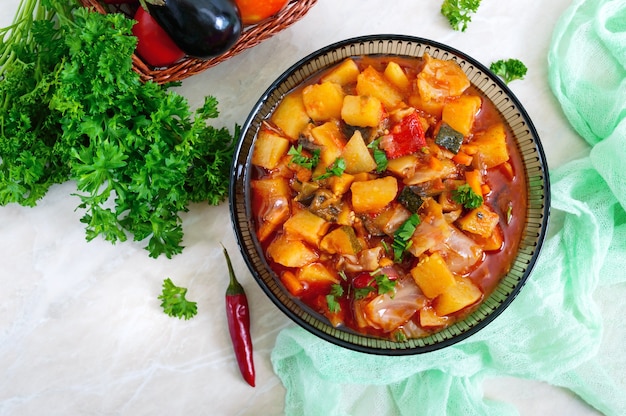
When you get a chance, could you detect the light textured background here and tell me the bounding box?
[0,1,603,414]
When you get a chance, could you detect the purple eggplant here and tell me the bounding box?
[144,0,242,59]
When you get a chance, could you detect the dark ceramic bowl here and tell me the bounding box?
[229,35,550,355]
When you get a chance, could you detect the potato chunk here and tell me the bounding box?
[471,123,510,168]
[350,176,398,213]
[251,129,290,170]
[433,276,482,316]
[342,130,378,174]
[328,173,355,196]
[270,91,311,140]
[321,58,360,86]
[419,306,449,328]
[456,204,500,238]
[310,121,346,169]
[410,252,457,299]
[341,95,384,128]
[267,234,318,268]
[384,61,410,91]
[297,262,340,284]
[442,95,482,137]
[356,66,404,110]
[302,81,345,122]
[283,208,330,247]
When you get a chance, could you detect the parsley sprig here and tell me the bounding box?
[326,284,344,313]
[314,157,346,180]
[452,184,484,209]
[368,138,389,173]
[158,278,198,320]
[441,0,481,32]
[490,59,528,84]
[288,144,320,170]
[354,271,397,300]
[392,213,420,262]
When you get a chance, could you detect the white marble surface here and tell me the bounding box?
[0,0,610,414]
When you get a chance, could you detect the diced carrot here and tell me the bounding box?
[481,184,491,196]
[452,150,473,166]
[460,144,478,155]
[379,257,394,268]
[464,170,483,197]
[281,271,305,296]
[429,155,443,171]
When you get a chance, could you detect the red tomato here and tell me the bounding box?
[103,0,138,4]
[234,0,290,25]
[380,112,426,159]
[353,273,375,290]
[132,7,186,68]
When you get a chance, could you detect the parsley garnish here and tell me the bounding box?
[441,0,481,32]
[353,272,396,299]
[392,214,420,262]
[287,144,320,170]
[0,5,235,258]
[368,138,389,173]
[326,284,344,313]
[393,330,408,342]
[158,278,198,320]
[452,184,484,209]
[375,273,396,296]
[314,157,346,180]
[355,285,376,300]
[490,59,528,84]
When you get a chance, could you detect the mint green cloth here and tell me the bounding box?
[271,0,626,414]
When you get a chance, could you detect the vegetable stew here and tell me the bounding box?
[249,55,527,341]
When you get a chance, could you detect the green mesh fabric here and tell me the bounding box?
[271,0,626,414]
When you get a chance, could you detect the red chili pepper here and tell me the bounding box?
[222,245,255,387]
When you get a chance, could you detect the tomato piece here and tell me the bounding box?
[380,112,427,159]
[234,0,290,25]
[132,7,185,68]
[353,272,375,289]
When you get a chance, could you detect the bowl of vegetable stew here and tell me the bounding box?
[229,35,550,355]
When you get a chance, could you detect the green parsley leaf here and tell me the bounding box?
[354,285,376,300]
[374,273,396,296]
[393,330,408,342]
[440,0,481,32]
[368,138,389,173]
[158,278,198,320]
[326,284,344,313]
[314,157,346,180]
[288,144,320,170]
[392,213,420,262]
[451,183,484,209]
[490,58,528,84]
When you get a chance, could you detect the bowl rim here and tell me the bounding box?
[229,34,551,355]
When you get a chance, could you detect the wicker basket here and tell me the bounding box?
[79,0,317,84]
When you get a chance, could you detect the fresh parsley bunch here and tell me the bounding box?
[0,2,235,258]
